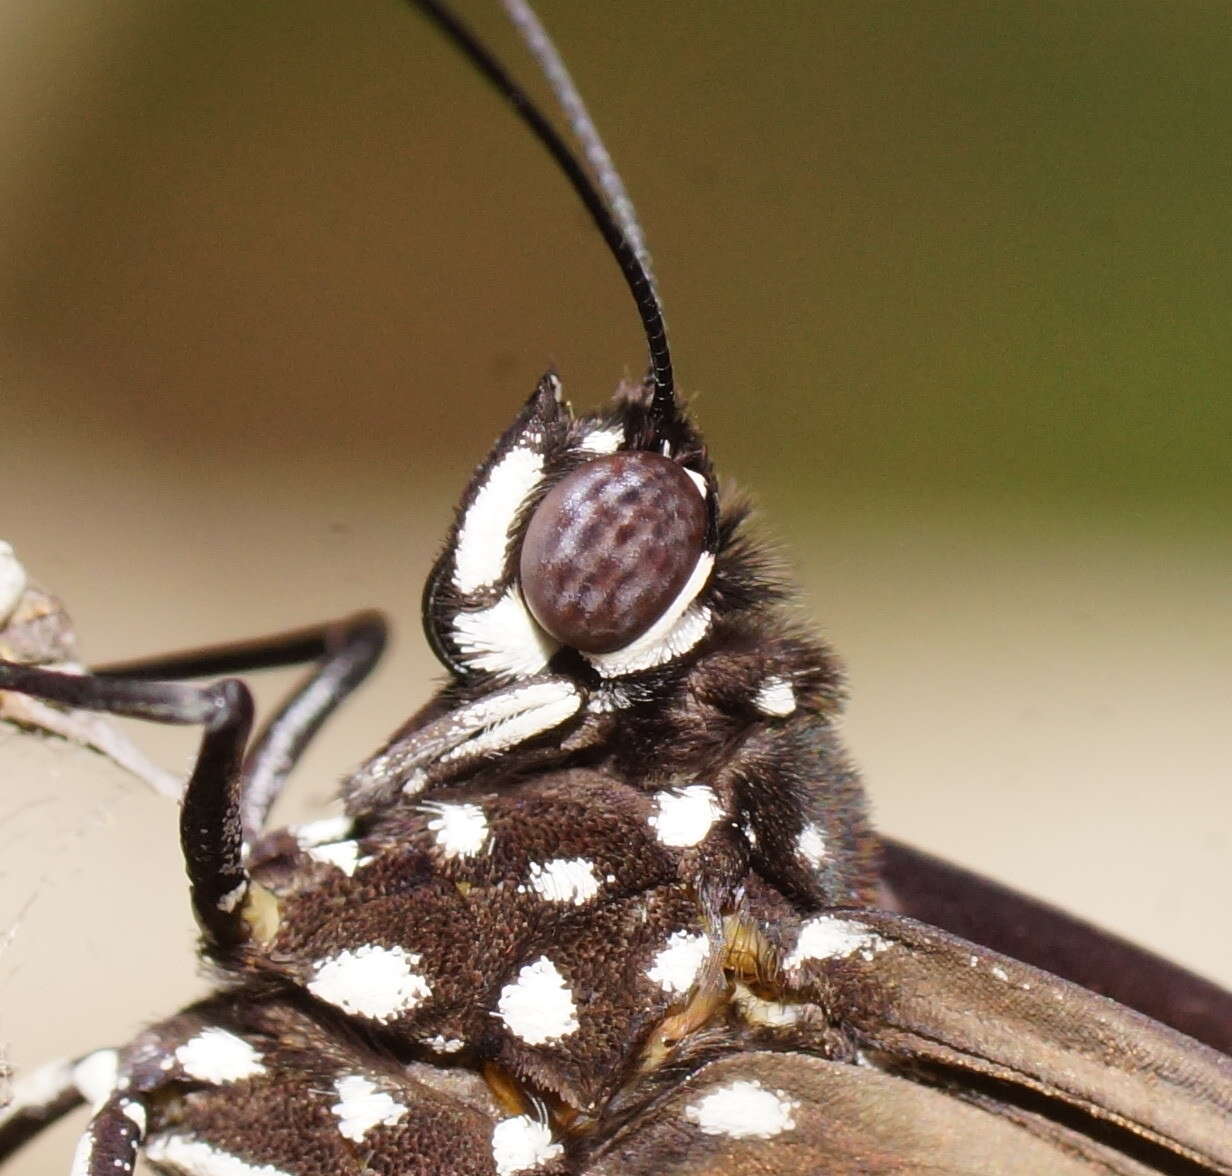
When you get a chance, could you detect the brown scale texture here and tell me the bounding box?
[519,453,706,653]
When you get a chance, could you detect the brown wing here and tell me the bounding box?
[784,909,1232,1174]
[584,1051,1164,1175]
[881,838,1232,1055]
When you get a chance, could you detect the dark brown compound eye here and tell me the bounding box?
[519,452,708,654]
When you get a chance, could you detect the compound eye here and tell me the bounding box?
[519,452,707,654]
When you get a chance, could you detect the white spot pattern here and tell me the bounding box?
[527,857,601,905]
[753,675,796,716]
[496,956,579,1045]
[451,589,558,678]
[216,881,248,913]
[330,1074,408,1142]
[454,446,544,593]
[174,1029,265,1084]
[307,944,432,1022]
[784,915,892,970]
[424,801,491,858]
[794,822,827,867]
[307,840,364,877]
[577,426,624,454]
[491,1115,564,1176]
[684,1079,798,1139]
[649,785,723,848]
[646,931,711,994]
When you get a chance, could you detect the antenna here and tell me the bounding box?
[408,0,676,429]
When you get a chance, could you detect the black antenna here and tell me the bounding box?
[408,0,676,428]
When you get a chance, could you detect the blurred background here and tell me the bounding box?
[1,2,1228,1168]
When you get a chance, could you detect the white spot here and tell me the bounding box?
[145,1135,294,1176]
[330,1074,407,1142]
[437,680,580,762]
[307,839,363,877]
[496,956,579,1045]
[491,1115,564,1176]
[741,821,758,848]
[753,676,796,717]
[684,468,708,499]
[423,801,490,859]
[452,588,558,677]
[794,822,827,867]
[649,785,723,848]
[454,446,544,593]
[684,1079,798,1139]
[585,553,714,678]
[307,944,432,1023]
[990,964,1010,982]
[68,1128,95,1176]
[119,1099,146,1133]
[421,1033,466,1054]
[784,915,892,970]
[1,1058,74,1122]
[733,983,802,1028]
[72,1049,119,1110]
[527,858,600,905]
[292,815,354,848]
[0,541,28,623]
[216,881,248,913]
[646,931,710,994]
[577,425,624,454]
[174,1029,265,1084]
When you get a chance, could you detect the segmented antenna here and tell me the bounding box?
[408,0,676,427]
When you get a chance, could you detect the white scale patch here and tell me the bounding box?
[68,1127,95,1176]
[292,814,355,848]
[753,675,796,717]
[496,956,580,1045]
[0,540,28,622]
[451,589,559,678]
[649,785,723,848]
[684,1079,799,1140]
[438,679,581,762]
[307,944,432,1023]
[491,1115,564,1176]
[784,914,892,971]
[577,425,624,454]
[423,801,490,858]
[453,445,545,594]
[527,857,600,905]
[174,1029,265,1084]
[145,1135,294,1176]
[421,1033,466,1053]
[795,822,827,867]
[330,1074,408,1142]
[585,552,715,679]
[216,881,248,914]
[646,930,711,994]
[72,1048,119,1109]
[306,839,366,877]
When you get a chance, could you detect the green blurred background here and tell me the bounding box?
[1,3,1228,1167]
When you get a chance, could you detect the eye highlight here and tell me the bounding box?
[518,452,708,654]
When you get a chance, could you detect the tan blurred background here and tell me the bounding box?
[1,2,1228,1169]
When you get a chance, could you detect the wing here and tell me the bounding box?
[881,838,1232,1055]
[584,1051,1167,1175]
[587,911,1231,1174]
